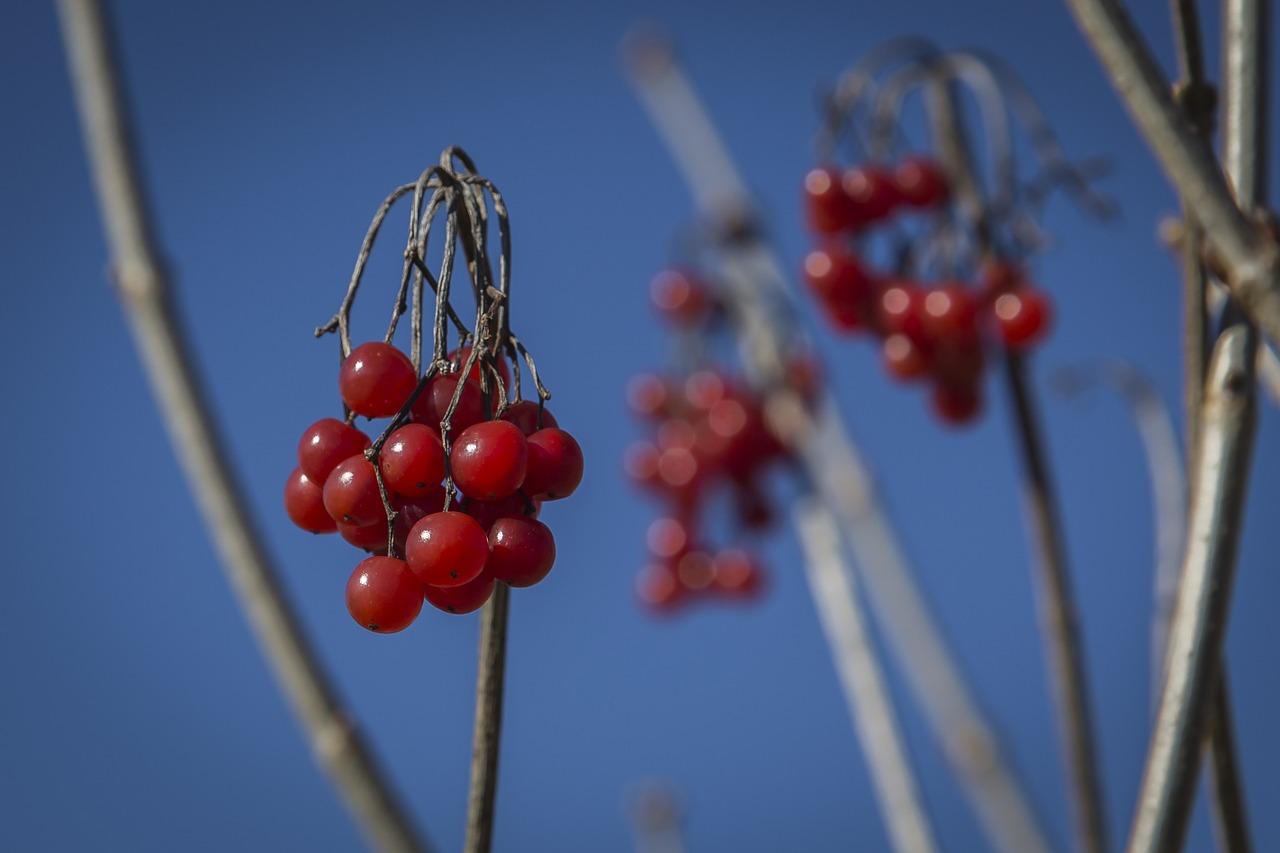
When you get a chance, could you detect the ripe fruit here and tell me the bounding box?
[322,454,387,527]
[841,165,900,226]
[803,245,875,322]
[338,520,390,554]
[423,571,495,614]
[882,334,932,381]
[297,418,371,484]
[500,400,559,436]
[450,344,511,389]
[651,268,712,325]
[450,420,528,501]
[410,374,485,434]
[378,424,446,497]
[993,289,1053,350]
[930,382,983,425]
[922,283,978,339]
[804,165,858,234]
[345,557,424,633]
[339,342,418,419]
[711,549,765,599]
[284,467,338,534]
[488,518,556,587]
[405,511,489,588]
[893,156,948,209]
[522,428,584,500]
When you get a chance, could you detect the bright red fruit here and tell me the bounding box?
[637,562,686,615]
[322,454,387,526]
[930,382,983,425]
[993,290,1053,349]
[284,467,338,534]
[378,424,445,497]
[345,557,424,633]
[803,246,874,319]
[875,283,928,340]
[410,374,485,434]
[450,420,528,501]
[893,156,949,209]
[423,571,495,614]
[922,283,978,339]
[488,517,556,587]
[647,517,692,559]
[338,520,389,554]
[882,334,932,381]
[522,428,584,500]
[651,268,712,325]
[405,511,489,588]
[804,166,858,234]
[626,374,672,420]
[340,342,418,419]
[450,345,511,389]
[500,400,559,436]
[841,165,901,225]
[297,418,371,484]
[711,549,765,599]
[467,493,539,532]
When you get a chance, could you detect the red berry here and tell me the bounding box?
[875,282,928,340]
[340,342,418,419]
[637,562,687,615]
[379,424,446,498]
[450,420,529,501]
[500,400,559,436]
[651,269,712,325]
[683,370,729,411]
[488,517,556,587]
[930,382,984,425]
[842,165,901,225]
[893,156,949,209]
[284,467,338,534]
[423,571,495,614]
[626,374,672,420]
[922,283,978,340]
[803,245,874,322]
[297,418,371,484]
[467,493,540,532]
[711,549,765,600]
[450,345,511,389]
[523,428,584,501]
[803,165,858,234]
[931,333,986,387]
[647,517,693,559]
[410,374,486,435]
[882,334,932,381]
[345,557,424,633]
[993,290,1053,350]
[405,511,489,588]
[979,260,1026,301]
[624,441,662,489]
[338,520,390,554]
[675,550,715,592]
[322,454,387,527]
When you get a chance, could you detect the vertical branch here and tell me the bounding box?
[55,2,429,852]
[794,497,939,853]
[926,72,1109,853]
[464,583,510,853]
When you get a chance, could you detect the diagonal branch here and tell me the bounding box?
[55,2,429,851]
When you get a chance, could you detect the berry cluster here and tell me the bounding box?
[625,269,810,615]
[283,150,584,633]
[801,159,1053,424]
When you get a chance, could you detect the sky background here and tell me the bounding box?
[3,1,1279,851]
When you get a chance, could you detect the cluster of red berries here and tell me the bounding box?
[284,341,583,633]
[802,158,1053,424]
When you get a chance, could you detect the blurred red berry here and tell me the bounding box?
[994,289,1053,350]
[893,156,949,209]
[651,268,713,325]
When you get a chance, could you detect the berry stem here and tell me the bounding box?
[464,583,510,853]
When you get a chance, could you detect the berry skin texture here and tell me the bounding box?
[338,520,390,554]
[322,454,387,527]
[467,493,539,532]
[297,418,371,484]
[993,289,1053,350]
[339,342,418,419]
[410,374,485,434]
[405,511,490,588]
[450,420,529,501]
[500,400,559,436]
[522,428,584,501]
[423,571,495,615]
[284,467,338,534]
[488,517,556,588]
[345,557,424,633]
[378,424,446,498]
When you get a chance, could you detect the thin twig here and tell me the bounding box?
[794,497,939,853]
[1061,0,1280,352]
[464,583,510,853]
[624,31,1054,853]
[54,2,428,851]
[1125,323,1257,853]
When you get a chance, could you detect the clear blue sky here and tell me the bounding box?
[3,1,1278,851]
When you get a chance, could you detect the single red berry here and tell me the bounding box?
[930,382,984,426]
[651,268,712,325]
[683,370,730,411]
[874,282,929,340]
[922,283,979,340]
[979,260,1026,302]
[322,454,387,527]
[488,517,556,588]
[637,562,687,615]
[893,156,949,209]
[405,511,489,588]
[882,333,933,381]
[675,550,715,592]
[450,420,529,501]
[450,345,511,390]
[284,467,338,534]
[338,520,390,554]
[523,428,584,501]
[500,400,559,436]
[647,517,693,559]
[423,570,495,614]
[297,418,371,484]
[626,373,673,420]
[842,165,901,226]
[803,245,875,320]
[340,342,418,419]
[393,486,453,553]
[379,424,446,497]
[803,165,858,234]
[711,549,765,600]
[467,493,540,532]
[624,441,662,490]
[345,557,424,633]
[931,332,986,388]
[993,289,1053,350]
[410,374,485,435]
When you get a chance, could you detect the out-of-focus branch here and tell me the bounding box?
[624,31,1053,853]
[55,2,429,851]
[1062,0,1280,351]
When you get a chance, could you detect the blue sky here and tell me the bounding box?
[3,1,1278,851]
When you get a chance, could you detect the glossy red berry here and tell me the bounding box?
[345,557,424,633]
[804,165,858,234]
[875,282,928,340]
[500,400,559,436]
[637,562,687,615]
[297,418,371,484]
[651,269,712,325]
[405,511,489,588]
[803,245,874,321]
[523,428,584,501]
[922,283,979,339]
[450,345,511,391]
[423,570,495,614]
[893,156,949,209]
[379,424,446,498]
[488,518,556,588]
[930,382,984,425]
[338,520,390,554]
[322,454,387,527]
[882,334,932,381]
[284,467,338,534]
[467,493,540,532]
[842,165,901,226]
[675,550,715,592]
[410,374,486,434]
[450,420,528,501]
[993,289,1053,350]
[340,342,417,419]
